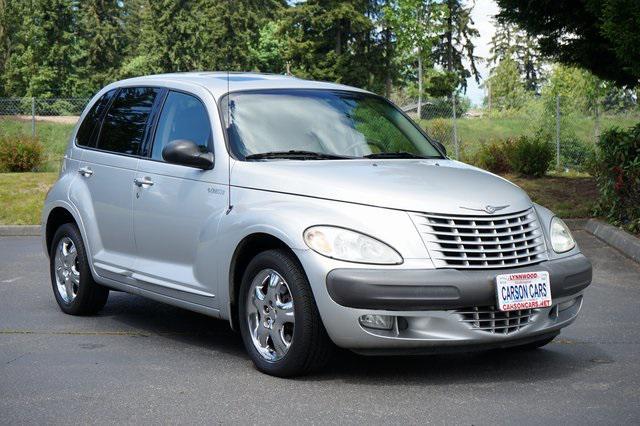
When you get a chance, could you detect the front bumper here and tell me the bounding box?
[301,252,591,351]
[327,254,591,311]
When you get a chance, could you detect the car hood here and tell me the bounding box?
[231,159,533,215]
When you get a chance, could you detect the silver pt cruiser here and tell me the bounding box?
[42,73,592,376]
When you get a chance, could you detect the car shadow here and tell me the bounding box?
[100,292,605,385]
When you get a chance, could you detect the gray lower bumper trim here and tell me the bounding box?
[351,331,561,356]
[326,254,591,310]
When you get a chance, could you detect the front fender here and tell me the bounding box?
[215,187,431,319]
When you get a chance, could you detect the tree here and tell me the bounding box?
[279,0,386,93]
[251,20,287,73]
[431,0,480,92]
[515,32,543,92]
[385,0,440,117]
[488,18,517,68]
[496,0,640,87]
[489,18,543,93]
[2,0,77,97]
[485,56,527,111]
[72,0,129,96]
[0,0,11,95]
[541,64,602,115]
[121,0,284,77]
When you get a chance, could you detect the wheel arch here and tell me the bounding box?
[228,232,302,331]
[45,206,79,255]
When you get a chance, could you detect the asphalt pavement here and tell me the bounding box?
[1,231,639,424]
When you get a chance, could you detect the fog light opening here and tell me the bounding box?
[359,314,394,330]
[559,296,582,312]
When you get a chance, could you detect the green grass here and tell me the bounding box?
[0,172,57,225]
[0,118,75,172]
[420,113,640,159]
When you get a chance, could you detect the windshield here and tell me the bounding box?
[220,89,443,160]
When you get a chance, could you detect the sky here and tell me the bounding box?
[465,0,499,106]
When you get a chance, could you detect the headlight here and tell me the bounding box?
[550,217,576,253]
[303,226,403,264]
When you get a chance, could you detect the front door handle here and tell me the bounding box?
[134,177,154,187]
[78,167,93,177]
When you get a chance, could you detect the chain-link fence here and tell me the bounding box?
[403,94,640,171]
[0,97,89,135]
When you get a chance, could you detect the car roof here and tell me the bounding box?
[107,72,370,100]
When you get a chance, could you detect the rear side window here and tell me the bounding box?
[97,87,160,155]
[151,91,212,161]
[75,90,116,147]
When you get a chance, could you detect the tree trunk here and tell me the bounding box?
[418,48,423,120]
[384,25,392,98]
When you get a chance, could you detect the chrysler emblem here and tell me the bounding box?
[461,204,510,214]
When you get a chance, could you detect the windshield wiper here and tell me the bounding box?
[245,150,350,160]
[362,152,438,159]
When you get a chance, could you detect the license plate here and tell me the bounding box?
[495,271,552,312]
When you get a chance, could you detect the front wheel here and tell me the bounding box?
[238,249,333,377]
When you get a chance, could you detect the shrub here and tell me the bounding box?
[593,124,640,233]
[0,134,45,172]
[50,99,76,116]
[474,138,515,174]
[559,136,595,172]
[509,135,554,178]
[423,118,452,146]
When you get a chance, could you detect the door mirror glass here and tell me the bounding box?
[162,139,214,169]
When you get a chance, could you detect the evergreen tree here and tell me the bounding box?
[72,0,129,96]
[432,0,480,92]
[0,0,10,95]
[514,32,542,92]
[497,0,640,87]
[121,0,284,77]
[488,18,517,70]
[489,18,543,93]
[279,0,386,93]
[2,0,76,97]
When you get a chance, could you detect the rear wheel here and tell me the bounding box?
[50,223,109,315]
[238,249,333,377]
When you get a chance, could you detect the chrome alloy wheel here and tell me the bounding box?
[246,269,295,361]
[54,237,80,303]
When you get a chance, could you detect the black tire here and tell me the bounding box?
[50,223,109,315]
[238,249,334,377]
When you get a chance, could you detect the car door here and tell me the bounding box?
[73,86,161,282]
[131,89,227,307]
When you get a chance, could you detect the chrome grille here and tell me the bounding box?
[456,306,535,334]
[410,208,547,269]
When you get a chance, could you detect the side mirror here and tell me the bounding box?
[433,140,447,157]
[162,139,214,170]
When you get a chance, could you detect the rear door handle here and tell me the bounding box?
[78,167,93,177]
[134,177,154,187]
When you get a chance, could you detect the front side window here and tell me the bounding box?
[220,90,443,160]
[97,87,160,155]
[151,91,212,161]
[75,89,116,147]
